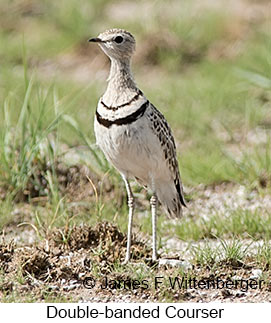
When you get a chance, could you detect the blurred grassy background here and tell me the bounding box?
[1,0,271,303]
[0,0,271,236]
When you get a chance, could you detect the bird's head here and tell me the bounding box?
[89,29,136,61]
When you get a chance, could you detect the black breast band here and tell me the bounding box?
[101,90,143,111]
[96,101,149,128]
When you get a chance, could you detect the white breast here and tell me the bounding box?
[94,103,168,184]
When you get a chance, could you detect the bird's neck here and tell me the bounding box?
[103,57,138,107]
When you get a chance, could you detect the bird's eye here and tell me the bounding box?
[114,36,124,44]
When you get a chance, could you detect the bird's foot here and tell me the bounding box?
[121,257,130,265]
[142,257,159,267]
[158,258,192,270]
[152,253,158,262]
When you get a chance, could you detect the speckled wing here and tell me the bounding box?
[146,102,186,217]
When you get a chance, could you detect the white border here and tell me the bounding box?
[1,302,270,322]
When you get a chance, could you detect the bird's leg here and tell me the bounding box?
[122,176,134,264]
[150,193,158,261]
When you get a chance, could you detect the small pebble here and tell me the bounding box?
[250,269,262,279]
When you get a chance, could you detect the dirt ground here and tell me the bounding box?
[1,0,271,303]
[1,219,271,303]
[0,163,271,303]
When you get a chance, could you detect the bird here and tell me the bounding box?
[89,28,186,264]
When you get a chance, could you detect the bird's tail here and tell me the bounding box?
[155,178,186,218]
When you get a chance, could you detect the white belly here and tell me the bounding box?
[94,115,165,184]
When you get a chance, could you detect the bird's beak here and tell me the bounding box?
[88,37,102,43]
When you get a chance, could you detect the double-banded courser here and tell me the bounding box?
[89,29,186,263]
